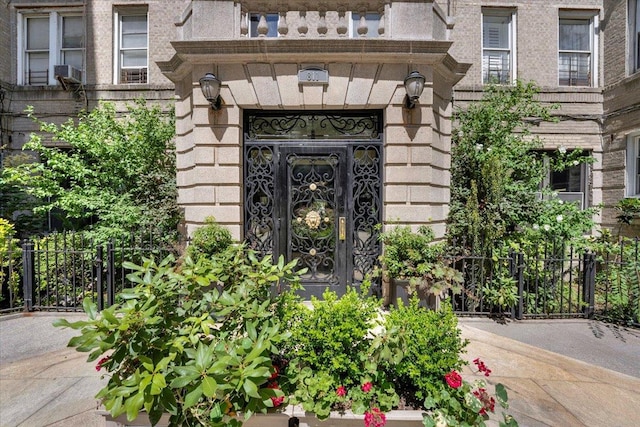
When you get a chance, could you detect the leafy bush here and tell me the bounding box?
[282,287,399,419]
[187,217,233,259]
[0,219,22,307]
[378,225,462,299]
[382,300,467,406]
[586,233,640,325]
[4,100,180,241]
[55,246,302,427]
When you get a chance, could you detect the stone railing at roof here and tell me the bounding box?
[176,0,454,41]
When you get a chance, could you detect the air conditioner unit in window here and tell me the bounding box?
[54,64,82,84]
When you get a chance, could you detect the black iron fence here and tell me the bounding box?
[1,233,184,314]
[1,233,638,326]
[448,238,639,327]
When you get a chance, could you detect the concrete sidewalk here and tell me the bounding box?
[1,313,639,427]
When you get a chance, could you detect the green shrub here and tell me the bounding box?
[282,287,399,418]
[382,299,467,406]
[187,217,233,259]
[1,219,22,306]
[55,246,302,427]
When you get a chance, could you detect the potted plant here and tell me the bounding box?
[55,244,516,427]
[377,225,463,309]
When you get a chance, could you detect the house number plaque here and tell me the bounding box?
[298,68,329,85]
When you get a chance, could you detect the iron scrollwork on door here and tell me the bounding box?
[288,153,340,285]
[246,112,380,140]
[244,111,383,295]
[244,146,276,254]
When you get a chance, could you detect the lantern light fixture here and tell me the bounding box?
[403,71,426,109]
[199,73,222,110]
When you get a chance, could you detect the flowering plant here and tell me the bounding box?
[57,241,517,427]
[423,358,518,427]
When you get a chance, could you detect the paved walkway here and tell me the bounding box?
[1,313,639,427]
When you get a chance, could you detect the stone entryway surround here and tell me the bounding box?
[158,0,470,240]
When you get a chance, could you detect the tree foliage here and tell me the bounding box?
[447,80,595,251]
[2,100,180,241]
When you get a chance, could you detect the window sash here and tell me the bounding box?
[26,17,49,51]
[118,13,148,83]
[482,12,513,84]
[559,19,590,51]
[559,52,591,86]
[558,17,593,86]
[22,13,84,85]
[633,135,640,195]
[631,0,640,72]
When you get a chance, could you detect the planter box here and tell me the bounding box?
[101,406,425,427]
[387,278,443,310]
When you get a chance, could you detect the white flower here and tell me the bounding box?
[475,144,483,151]
[558,146,567,154]
[486,147,492,152]
[572,160,579,166]
[532,224,540,230]
[543,224,551,231]
[558,199,564,204]
[556,215,563,223]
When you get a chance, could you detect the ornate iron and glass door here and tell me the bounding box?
[244,111,382,298]
[281,147,347,294]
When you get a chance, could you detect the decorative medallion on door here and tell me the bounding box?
[244,111,382,298]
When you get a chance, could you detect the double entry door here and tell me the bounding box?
[244,111,382,298]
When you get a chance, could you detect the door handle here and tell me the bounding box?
[339,217,346,241]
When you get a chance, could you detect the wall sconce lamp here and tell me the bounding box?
[199,73,222,110]
[404,71,426,109]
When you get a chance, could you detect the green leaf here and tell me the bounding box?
[125,391,145,421]
[150,373,167,395]
[83,298,98,320]
[495,383,509,408]
[242,379,261,399]
[202,376,217,398]
[184,385,203,409]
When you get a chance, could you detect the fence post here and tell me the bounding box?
[515,252,524,320]
[582,253,596,319]
[22,241,34,312]
[106,242,115,307]
[96,245,104,311]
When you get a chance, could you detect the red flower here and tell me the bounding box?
[266,381,284,406]
[473,388,496,415]
[364,407,386,427]
[361,382,373,393]
[95,356,110,372]
[269,365,279,380]
[444,370,462,389]
[336,386,347,397]
[270,395,285,407]
[473,358,492,377]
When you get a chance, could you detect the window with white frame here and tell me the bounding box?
[539,150,589,209]
[482,9,516,84]
[630,0,640,73]
[350,12,381,38]
[558,12,599,87]
[19,11,84,86]
[249,13,279,37]
[114,9,148,84]
[627,133,640,197]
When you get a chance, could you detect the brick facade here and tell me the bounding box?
[2,0,639,239]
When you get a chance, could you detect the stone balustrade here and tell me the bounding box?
[177,0,453,41]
